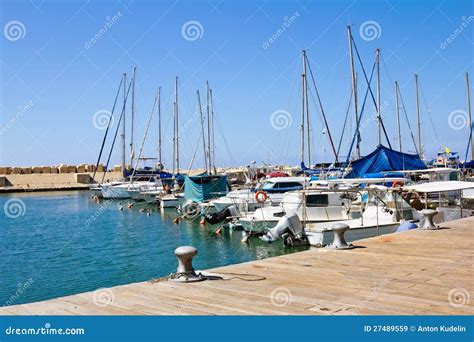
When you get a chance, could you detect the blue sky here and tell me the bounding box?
[1,0,473,169]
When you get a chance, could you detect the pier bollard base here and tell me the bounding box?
[420,209,439,230]
[325,223,354,250]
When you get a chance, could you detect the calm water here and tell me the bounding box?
[0,191,308,306]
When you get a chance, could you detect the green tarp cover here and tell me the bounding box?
[184,173,228,202]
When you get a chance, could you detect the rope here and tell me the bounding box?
[306,56,338,162]
[130,86,160,183]
[396,83,419,155]
[351,36,393,149]
[336,91,353,159]
[341,60,377,176]
[149,272,266,283]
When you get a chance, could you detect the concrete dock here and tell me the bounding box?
[1,217,473,315]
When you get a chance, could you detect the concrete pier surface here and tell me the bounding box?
[0,216,472,315]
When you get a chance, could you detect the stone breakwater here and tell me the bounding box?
[0,164,123,192]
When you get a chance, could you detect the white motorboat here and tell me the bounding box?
[159,193,185,208]
[210,176,308,213]
[239,185,417,233]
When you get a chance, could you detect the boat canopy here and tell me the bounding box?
[184,173,228,202]
[347,145,426,178]
[402,181,474,193]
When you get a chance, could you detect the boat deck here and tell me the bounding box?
[1,217,473,315]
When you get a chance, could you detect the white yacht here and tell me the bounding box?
[210,177,308,213]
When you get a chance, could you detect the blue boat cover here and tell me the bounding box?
[462,160,474,168]
[347,145,426,178]
[184,173,228,202]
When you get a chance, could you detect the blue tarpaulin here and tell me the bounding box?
[347,145,426,178]
[184,173,228,202]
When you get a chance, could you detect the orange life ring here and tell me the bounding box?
[255,190,268,204]
[392,180,403,188]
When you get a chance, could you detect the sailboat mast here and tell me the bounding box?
[210,88,216,172]
[376,49,381,147]
[466,72,473,160]
[415,74,422,157]
[175,76,180,174]
[158,86,162,169]
[300,73,305,165]
[206,81,212,174]
[121,73,127,178]
[197,90,208,172]
[130,66,136,167]
[395,81,402,152]
[302,50,311,167]
[347,26,360,159]
[172,101,176,176]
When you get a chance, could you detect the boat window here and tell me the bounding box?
[261,181,274,190]
[275,182,303,189]
[306,194,329,207]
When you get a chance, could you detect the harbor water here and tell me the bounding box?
[0,191,308,306]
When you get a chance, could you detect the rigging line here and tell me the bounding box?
[130,86,160,183]
[341,60,376,176]
[214,106,236,166]
[93,77,123,181]
[418,80,440,144]
[336,91,353,159]
[351,36,393,149]
[102,79,133,183]
[397,83,419,155]
[306,56,338,163]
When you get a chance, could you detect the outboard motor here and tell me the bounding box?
[260,214,309,247]
[204,205,238,225]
